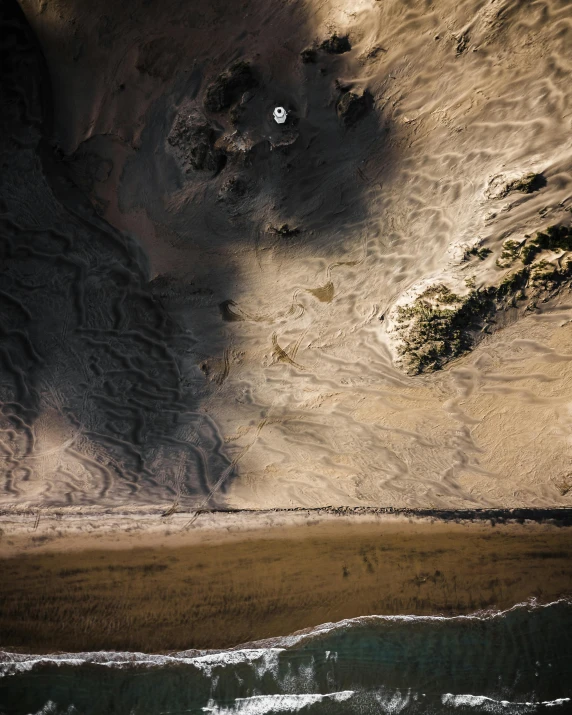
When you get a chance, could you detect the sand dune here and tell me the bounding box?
[0,0,571,510]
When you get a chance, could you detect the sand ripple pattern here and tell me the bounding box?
[1,0,572,508]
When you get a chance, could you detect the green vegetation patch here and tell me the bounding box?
[465,245,492,261]
[529,258,572,288]
[520,224,572,264]
[496,267,530,298]
[500,172,547,198]
[509,173,547,194]
[395,223,572,374]
[396,285,497,374]
[496,239,523,267]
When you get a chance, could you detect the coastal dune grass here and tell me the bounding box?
[1,523,571,653]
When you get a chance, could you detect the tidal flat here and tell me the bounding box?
[1,516,571,654]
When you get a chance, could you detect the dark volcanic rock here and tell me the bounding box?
[204,61,258,113]
[300,48,317,63]
[268,223,299,237]
[168,109,225,173]
[320,34,351,54]
[336,89,373,127]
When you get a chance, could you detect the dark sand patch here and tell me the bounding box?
[1,520,571,654]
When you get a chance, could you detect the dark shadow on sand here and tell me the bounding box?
[0,0,396,509]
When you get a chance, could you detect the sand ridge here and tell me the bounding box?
[0,0,571,510]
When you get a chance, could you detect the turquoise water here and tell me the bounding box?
[1,601,571,714]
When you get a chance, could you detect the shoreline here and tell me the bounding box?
[2,597,571,662]
[4,505,572,519]
[1,513,571,654]
[2,506,572,558]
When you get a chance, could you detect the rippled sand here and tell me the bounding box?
[1,0,571,510]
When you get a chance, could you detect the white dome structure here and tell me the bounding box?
[273,106,287,124]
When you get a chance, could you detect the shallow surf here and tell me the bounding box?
[1,600,571,714]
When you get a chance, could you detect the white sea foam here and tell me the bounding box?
[0,648,284,679]
[25,702,78,715]
[1,599,570,678]
[373,688,412,714]
[192,649,284,678]
[231,597,572,651]
[441,693,571,711]
[201,691,354,714]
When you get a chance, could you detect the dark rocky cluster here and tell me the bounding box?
[320,33,351,54]
[167,109,226,173]
[336,89,373,127]
[267,223,299,236]
[301,33,351,63]
[203,61,258,113]
[300,48,318,64]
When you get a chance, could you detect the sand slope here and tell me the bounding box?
[0,0,571,509]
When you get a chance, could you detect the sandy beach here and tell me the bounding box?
[1,510,571,653]
[2,2,572,712]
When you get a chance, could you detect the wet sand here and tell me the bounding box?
[1,514,571,654]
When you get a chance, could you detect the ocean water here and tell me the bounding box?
[1,601,571,715]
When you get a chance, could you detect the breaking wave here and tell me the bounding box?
[1,600,571,714]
